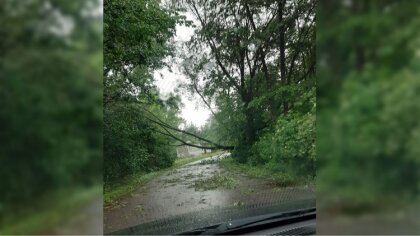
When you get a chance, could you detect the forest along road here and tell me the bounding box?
[104,153,314,234]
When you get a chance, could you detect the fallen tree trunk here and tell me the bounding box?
[142,106,235,151]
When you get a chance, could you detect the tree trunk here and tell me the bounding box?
[244,101,256,146]
[279,0,288,115]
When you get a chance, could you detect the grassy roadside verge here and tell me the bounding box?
[104,151,225,208]
[219,157,313,187]
[0,185,101,235]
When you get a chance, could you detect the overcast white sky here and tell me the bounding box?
[154,14,211,128]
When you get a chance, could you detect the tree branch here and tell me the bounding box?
[287,1,315,82]
[244,3,271,82]
[189,2,241,92]
[140,106,234,150]
[154,126,233,150]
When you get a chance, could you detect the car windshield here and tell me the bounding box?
[103,0,316,234]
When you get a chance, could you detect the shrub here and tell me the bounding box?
[104,103,176,182]
[250,111,316,178]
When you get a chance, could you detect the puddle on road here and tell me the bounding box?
[104,156,314,234]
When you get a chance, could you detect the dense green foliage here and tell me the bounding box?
[250,92,315,177]
[0,0,102,229]
[104,102,179,181]
[184,0,316,180]
[318,0,420,209]
[104,0,185,183]
[104,0,182,75]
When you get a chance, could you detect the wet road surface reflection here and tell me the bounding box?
[104,154,314,233]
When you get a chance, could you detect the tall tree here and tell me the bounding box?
[103,0,181,181]
[182,0,315,161]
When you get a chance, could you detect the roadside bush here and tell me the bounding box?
[104,103,176,182]
[232,142,253,164]
[250,111,315,178]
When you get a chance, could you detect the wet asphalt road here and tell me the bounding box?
[104,154,314,234]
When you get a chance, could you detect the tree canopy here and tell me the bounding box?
[104,0,189,182]
[182,0,316,177]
